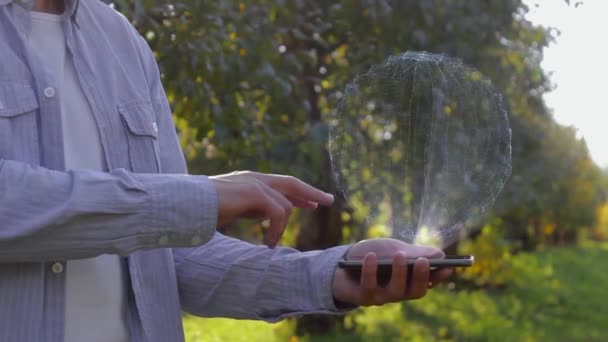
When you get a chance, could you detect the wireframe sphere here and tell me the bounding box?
[329,51,512,246]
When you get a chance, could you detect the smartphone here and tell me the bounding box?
[338,255,474,286]
[338,255,474,270]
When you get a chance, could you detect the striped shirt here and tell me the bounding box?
[0,0,351,341]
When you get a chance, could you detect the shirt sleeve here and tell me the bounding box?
[174,233,355,322]
[0,159,217,262]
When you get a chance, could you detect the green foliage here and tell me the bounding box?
[183,315,295,342]
[110,0,605,250]
[106,0,608,335]
[458,220,514,288]
[592,203,608,241]
[183,243,608,341]
[497,121,604,248]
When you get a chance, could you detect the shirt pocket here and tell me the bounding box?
[118,101,161,173]
[0,81,40,163]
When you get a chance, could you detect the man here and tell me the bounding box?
[0,0,453,341]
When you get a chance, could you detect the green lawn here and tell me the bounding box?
[183,243,608,342]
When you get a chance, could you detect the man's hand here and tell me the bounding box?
[210,171,334,247]
[332,238,453,306]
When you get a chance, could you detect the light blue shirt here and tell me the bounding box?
[0,0,351,341]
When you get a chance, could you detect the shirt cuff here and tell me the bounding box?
[312,244,358,313]
[134,173,218,246]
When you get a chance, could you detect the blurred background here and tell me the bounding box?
[111,0,607,340]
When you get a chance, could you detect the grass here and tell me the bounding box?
[183,242,608,342]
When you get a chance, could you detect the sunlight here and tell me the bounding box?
[525,0,608,167]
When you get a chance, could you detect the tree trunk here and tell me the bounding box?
[294,62,346,335]
[294,149,345,335]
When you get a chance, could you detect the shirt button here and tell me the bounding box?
[51,262,64,274]
[43,87,56,98]
[152,122,159,133]
[191,234,202,246]
[158,235,169,246]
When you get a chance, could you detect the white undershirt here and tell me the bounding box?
[27,11,129,342]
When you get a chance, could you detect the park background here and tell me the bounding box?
[111,0,608,340]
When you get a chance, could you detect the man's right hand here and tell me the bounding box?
[210,171,334,247]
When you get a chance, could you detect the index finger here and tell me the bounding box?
[253,173,335,206]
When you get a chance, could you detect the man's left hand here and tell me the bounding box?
[332,238,453,306]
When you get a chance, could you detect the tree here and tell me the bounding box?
[110,0,605,333]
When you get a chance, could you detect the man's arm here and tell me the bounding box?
[0,159,217,262]
[174,233,353,321]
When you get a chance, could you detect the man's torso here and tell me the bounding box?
[0,1,185,341]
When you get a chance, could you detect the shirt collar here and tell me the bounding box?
[2,0,80,19]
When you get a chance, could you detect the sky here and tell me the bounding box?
[524,0,608,168]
